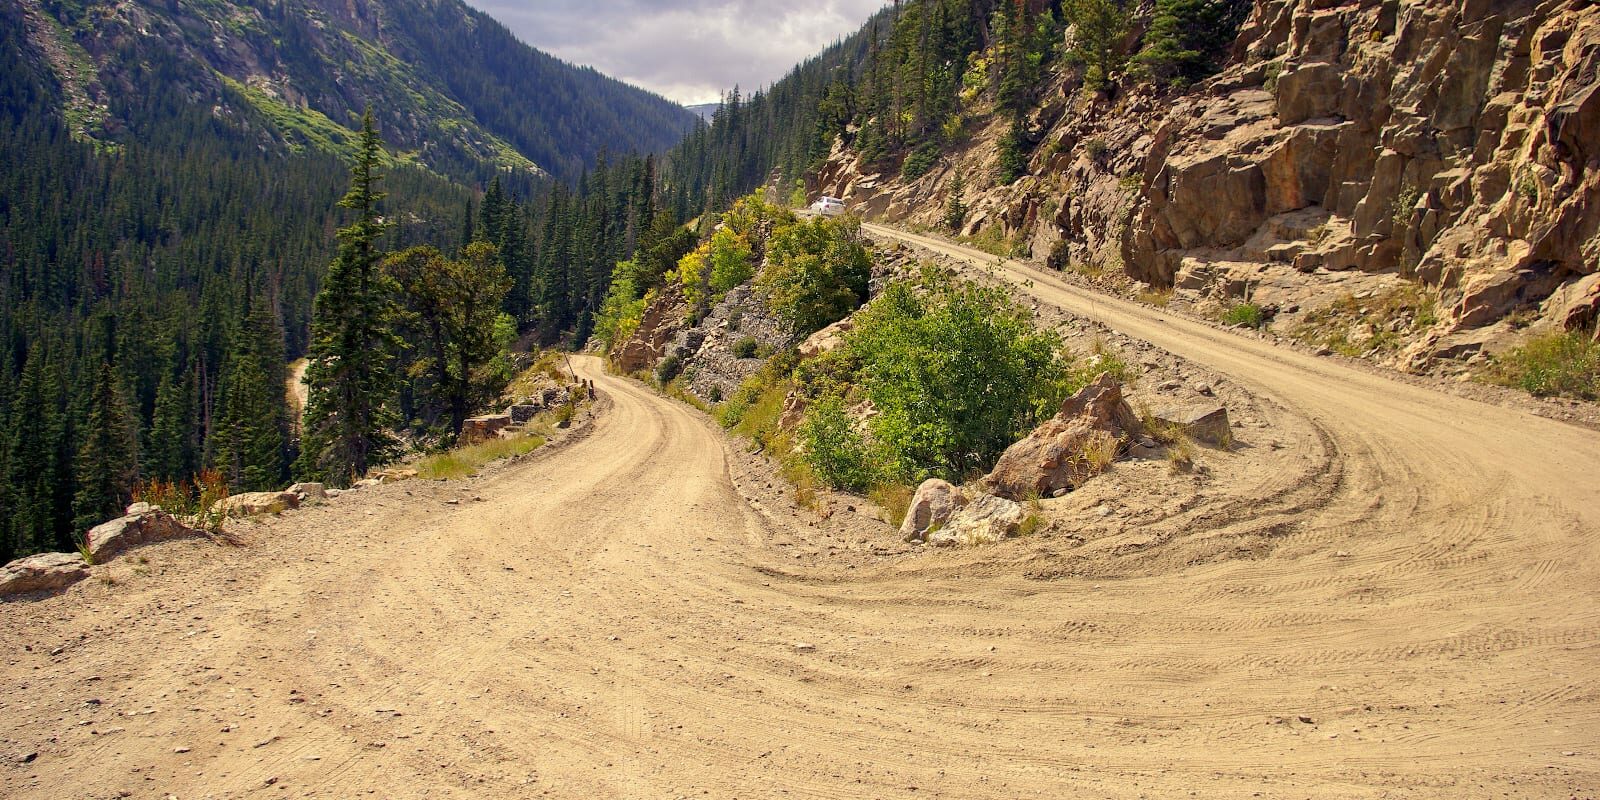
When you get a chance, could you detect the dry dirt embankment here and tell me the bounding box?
[3,275,1600,799]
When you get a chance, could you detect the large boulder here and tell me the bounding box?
[86,509,204,563]
[219,491,300,517]
[287,482,327,504]
[983,374,1141,500]
[1148,403,1232,446]
[0,552,90,597]
[461,415,511,444]
[928,494,1025,547]
[899,479,969,542]
[797,317,854,359]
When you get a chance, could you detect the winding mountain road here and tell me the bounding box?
[1,229,1597,798]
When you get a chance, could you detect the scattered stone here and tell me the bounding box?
[899,479,969,542]
[17,751,38,764]
[1297,715,1315,725]
[792,642,817,652]
[374,468,419,484]
[0,552,90,597]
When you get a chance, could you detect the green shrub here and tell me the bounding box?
[846,276,1074,481]
[655,354,683,384]
[902,141,941,180]
[732,337,759,359]
[1483,331,1600,400]
[593,274,648,352]
[758,216,872,335]
[1220,302,1266,328]
[800,396,879,492]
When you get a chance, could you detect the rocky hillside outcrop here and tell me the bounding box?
[816,0,1600,370]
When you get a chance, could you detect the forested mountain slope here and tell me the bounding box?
[8,0,698,183]
[0,0,690,562]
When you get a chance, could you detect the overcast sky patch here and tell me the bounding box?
[462,0,887,105]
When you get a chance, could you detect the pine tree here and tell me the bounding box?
[387,242,514,435]
[147,354,199,482]
[5,351,67,559]
[72,362,139,536]
[213,299,291,491]
[296,111,400,487]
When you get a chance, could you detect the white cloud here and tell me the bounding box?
[463,0,887,105]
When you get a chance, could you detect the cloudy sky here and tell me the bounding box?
[463,0,888,106]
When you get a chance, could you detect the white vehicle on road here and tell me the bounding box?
[809,196,846,217]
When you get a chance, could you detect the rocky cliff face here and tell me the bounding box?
[816,0,1600,370]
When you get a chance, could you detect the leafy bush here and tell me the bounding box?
[758,216,872,335]
[720,191,795,239]
[800,396,879,492]
[1483,331,1600,400]
[1220,302,1266,328]
[846,276,1074,481]
[675,228,754,310]
[732,337,759,359]
[655,353,683,384]
[593,274,648,352]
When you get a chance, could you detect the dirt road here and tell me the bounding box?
[3,232,1599,798]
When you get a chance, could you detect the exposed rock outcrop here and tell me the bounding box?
[86,508,204,563]
[0,552,90,597]
[984,374,1141,500]
[613,285,688,374]
[219,491,300,517]
[461,414,511,444]
[817,0,1600,369]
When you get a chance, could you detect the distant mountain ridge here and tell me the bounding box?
[9,0,699,182]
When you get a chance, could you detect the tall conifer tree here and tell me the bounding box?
[213,299,291,491]
[296,111,400,487]
[72,362,139,535]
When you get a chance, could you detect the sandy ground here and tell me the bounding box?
[2,230,1599,798]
